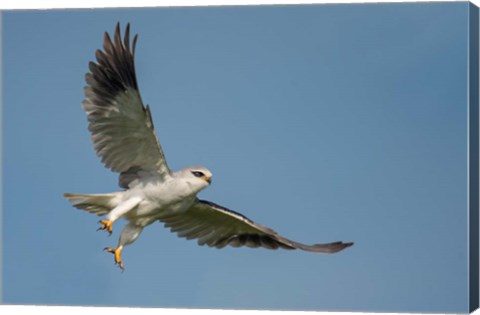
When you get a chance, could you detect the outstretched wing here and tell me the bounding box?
[83,23,171,186]
[159,199,354,253]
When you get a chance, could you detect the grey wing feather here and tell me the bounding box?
[83,22,170,187]
[159,199,354,253]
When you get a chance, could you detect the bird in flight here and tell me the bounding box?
[64,23,353,270]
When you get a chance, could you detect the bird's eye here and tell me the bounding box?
[191,171,205,178]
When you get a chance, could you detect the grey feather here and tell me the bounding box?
[82,22,171,186]
[159,199,354,253]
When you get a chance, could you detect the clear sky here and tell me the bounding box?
[1,2,472,313]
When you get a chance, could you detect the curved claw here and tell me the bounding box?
[97,220,113,235]
[104,245,124,270]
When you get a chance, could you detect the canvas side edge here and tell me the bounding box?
[0,9,4,306]
[468,2,480,313]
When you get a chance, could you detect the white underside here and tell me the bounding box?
[103,171,208,247]
[109,175,199,227]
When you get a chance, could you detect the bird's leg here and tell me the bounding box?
[104,223,144,271]
[104,245,124,270]
[97,220,113,235]
[96,197,142,235]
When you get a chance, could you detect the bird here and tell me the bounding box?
[64,23,353,270]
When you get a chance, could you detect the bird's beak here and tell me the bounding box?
[204,175,212,184]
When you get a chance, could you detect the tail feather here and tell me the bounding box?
[64,193,119,216]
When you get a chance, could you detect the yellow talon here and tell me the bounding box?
[97,220,113,235]
[104,245,124,270]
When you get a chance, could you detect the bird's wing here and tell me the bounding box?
[83,23,171,187]
[159,199,353,253]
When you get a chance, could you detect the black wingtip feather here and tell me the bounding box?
[124,23,131,51]
[114,23,123,50]
[88,23,139,99]
[103,32,113,54]
[132,34,138,56]
[303,241,354,253]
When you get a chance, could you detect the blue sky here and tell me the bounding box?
[1,2,472,313]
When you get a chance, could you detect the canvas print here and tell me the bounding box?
[1,2,479,313]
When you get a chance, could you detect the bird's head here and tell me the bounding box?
[178,166,213,193]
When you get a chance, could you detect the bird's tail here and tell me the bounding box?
[64,192,121,216]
